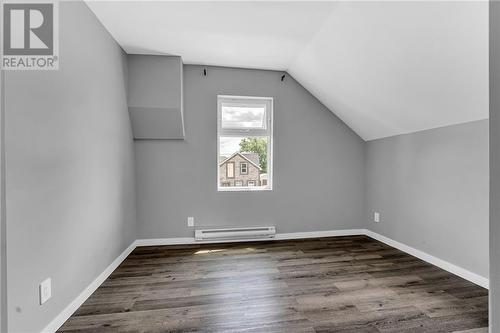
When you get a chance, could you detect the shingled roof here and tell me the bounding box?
[219,152,261,170]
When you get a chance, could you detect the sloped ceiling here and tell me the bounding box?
[86,1,488,141]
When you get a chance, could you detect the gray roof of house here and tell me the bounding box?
[241,153,259,166]
[219,152,261,170]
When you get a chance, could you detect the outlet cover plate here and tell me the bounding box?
[39,278,51,305]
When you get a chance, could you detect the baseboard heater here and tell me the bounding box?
[195,226,276,241]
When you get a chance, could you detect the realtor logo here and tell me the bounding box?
[2,2,59,70]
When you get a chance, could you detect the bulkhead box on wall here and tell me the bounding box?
[128,55,185,140]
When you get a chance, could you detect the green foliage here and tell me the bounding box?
[239,137,267,172]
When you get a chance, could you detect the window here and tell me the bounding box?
[226,162,235,178]
[240,162,248,175]
[218,95,273,191]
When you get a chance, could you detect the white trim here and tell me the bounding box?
[217,186,272,192]
[364,230,489,289]
[136,229,366,246]
[42,228,489,333]
[275,229,366,240]
[137,237,276,246]
[135,237,196,246]
[41,242,136,333]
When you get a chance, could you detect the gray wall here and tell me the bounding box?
[366,120,489,279]
[135,66,366,238]
[490,1,500,330]
[4,2,136,332]
[1,60,6,333]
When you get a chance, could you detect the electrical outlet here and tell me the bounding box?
[187,217,194,227]
[374,212,380,223]
[39,278,51,305]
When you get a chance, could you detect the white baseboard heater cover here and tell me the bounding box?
[195,226,276,241]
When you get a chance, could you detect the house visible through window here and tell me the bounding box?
[217,95,273,191]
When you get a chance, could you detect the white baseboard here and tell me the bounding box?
[364,229,489,289]
[42,228,489,333]
[276,229,366,240]
[41,242,136,333]
[135,229,366,246]
[135,237,196,246]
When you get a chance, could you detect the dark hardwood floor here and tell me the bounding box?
[58,236,488,332]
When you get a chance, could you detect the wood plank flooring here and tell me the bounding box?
[58,236,488,332]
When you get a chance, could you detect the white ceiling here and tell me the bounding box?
[86,1,489,141]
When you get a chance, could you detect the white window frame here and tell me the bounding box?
[217,95,273,192]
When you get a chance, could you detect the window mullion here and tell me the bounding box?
[219,129,268,137]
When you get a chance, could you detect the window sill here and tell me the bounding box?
[217,186,273,192]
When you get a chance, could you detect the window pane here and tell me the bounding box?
[219,136,269,189]
[221,105,266,129]
[240,163,248,174]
